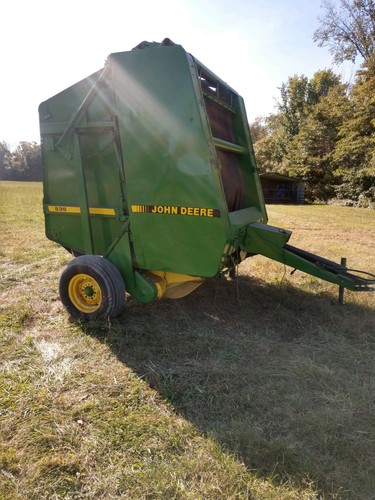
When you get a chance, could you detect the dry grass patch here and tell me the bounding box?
[1,182,374,499]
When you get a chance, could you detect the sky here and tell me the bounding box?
[1,0,357,147]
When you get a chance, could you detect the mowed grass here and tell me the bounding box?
[1,181,374,499]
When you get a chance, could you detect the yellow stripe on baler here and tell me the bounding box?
[89,207,116,216]
[47,206,116,216]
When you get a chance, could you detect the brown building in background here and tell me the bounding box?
[260,173,304,204]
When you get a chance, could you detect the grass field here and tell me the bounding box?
[1,181,374,499]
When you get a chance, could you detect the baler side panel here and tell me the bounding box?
[40,69,128,257]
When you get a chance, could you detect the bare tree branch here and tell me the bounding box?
[314,0,375,64]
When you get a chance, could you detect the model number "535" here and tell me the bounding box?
[51,206,67,212]
[47,205,80,214]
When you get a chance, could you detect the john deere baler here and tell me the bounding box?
[39,39,375,319]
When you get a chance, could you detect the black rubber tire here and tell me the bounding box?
[59,255,125,320]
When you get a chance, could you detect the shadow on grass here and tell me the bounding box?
[79,275,375,497]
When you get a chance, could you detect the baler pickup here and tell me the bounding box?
[39,39,375,319]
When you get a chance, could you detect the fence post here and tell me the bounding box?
[338,257,347,305]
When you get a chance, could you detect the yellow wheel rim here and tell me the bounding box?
[68,274,102,313]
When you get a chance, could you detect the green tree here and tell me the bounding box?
[249,116,269,143]
[314,0,375,64]
[307,69,342,105]
[9,142,42,181]
[333,54,375,202]
[275,71,343,139]
[285,84,351,201]
[251,76,312,173]
[250,115,286,172]
[252,70,344,177]
[276,75,310,140]
[0,141,11,180]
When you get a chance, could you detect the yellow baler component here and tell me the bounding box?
[148,271,204,299]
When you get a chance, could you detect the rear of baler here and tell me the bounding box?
[39,39,374,319]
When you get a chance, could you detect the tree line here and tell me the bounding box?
[251,0,375,206]
[0,141,42,181]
